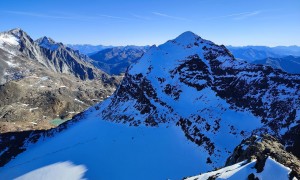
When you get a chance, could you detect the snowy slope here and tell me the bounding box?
[186,157,292,180]
[0,29,21,56]
[0,107,210,180]
[0,33,19,46]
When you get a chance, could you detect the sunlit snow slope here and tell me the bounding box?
[0,107,209,180]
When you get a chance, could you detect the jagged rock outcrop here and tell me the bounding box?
[185,134,300,180]
[1,28,112,81]
[226,134,300,179]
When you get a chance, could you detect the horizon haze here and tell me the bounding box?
[0,0,299,46]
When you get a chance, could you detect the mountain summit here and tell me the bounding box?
[36,36,61,51]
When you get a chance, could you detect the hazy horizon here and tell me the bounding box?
[1,0,299,46]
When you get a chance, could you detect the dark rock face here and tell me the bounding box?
[101,73,173,126]
[226,134,300,179]
[282,124,300,159]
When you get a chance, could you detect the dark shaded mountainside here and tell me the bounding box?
[0,31,299,179]
[0,28,120,133]
[89,46,149,75]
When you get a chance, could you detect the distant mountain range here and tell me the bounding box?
[67,44,113,55]
[252,56,300,74]
[227,45,300,61]
[68,43,300,62]
[89,46,150,75]
[67,43,300,75]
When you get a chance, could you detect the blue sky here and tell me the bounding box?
[0,0,299,46]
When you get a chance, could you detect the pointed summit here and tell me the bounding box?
[36,36,57,45]
[3,28,35,46]
[173,31,201,44]
[0,28,23,47]
[7,28,28,38]
[36,36,60,51]
[8,28,23,33]
[36,36,56,44]
[176,31,200,39]
[159,31,208,50]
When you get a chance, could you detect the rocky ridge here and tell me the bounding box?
[0,28,120,133]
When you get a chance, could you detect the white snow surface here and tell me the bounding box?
[0,32,20,55]
[0,33,19,46]
[14,161,87,180]
[0,107,210,180]
[186,157,292,180]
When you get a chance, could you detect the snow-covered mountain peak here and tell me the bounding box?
[0,29,24,53]
[37,36,56,44]
[174,31,201,43]
[6,28,34,44]
[99,31,300,167]
[7,28,25,37]
[36,36,61,51]
[162,31,203,48]
[129,31,234,76]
